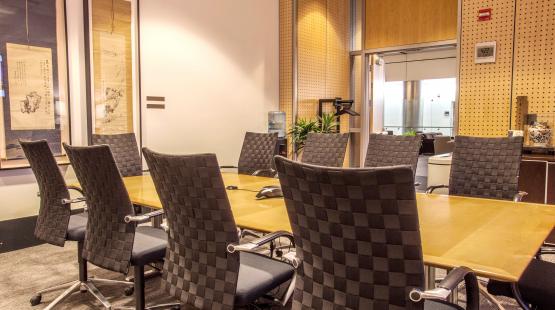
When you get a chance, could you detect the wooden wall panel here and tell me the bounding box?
[280,0,351,160]
[297,0,350,123]
[511,0,555,130]
[458,0,515,136]
[279,1,293,142]
[365,0,458,49]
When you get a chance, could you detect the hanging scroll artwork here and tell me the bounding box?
[94,32,128,133]
[6,43,55,130]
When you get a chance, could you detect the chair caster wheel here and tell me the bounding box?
[30,294,42,306]
[124,286,134,296]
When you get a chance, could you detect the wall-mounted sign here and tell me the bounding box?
[475,41,496,64]
[478,8,492,21]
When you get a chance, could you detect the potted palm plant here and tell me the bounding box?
[288,112,339,157]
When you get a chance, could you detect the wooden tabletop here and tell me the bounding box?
[112,173,555,282]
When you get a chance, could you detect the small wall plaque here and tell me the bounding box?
[475,41,496,64]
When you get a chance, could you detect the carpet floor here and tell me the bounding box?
[0,241,533,310]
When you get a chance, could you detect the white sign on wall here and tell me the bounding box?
[475,41,497,64]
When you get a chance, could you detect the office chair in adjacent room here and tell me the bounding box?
[143,149,296,308]
[64,144,179,310]
[300,132,349,167]
[364,133,422,175]
[272,156,480,309]
[427,136,555,309]
[221,131,279,177]
[21,140,114,309]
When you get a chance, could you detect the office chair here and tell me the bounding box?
[21,140,108,309]
[92,133,143,177]
[364,133,422,175]
[143,149,296,308]
[221,132,279,177]
[427,136,525,201]
[63,144,180,310]
[433,136,455,155]
[272,156,480,309]
[92,132,150,219]
[300,132,349,167]
[426,136,555,309]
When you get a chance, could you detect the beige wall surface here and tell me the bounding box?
[139,0,279,166]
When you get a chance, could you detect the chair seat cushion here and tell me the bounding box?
[546,229,555,244]
[66,213,88,241]
[425,300,464,310]
[130,226,168,266]
[518,259,555,309]
[235,252,295,306]
[487,259,555,309]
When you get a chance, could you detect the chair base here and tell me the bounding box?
[32,277,133,310]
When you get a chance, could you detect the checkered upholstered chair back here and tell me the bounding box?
[275,156,425,310]
[92,133,142,177]
[449,136,523,200]
[365,134,422,175]
[143,149,240,309]
[237,132,279,176]
[63,144,135,274]
[301,133,349,167]
[20,140,71,247]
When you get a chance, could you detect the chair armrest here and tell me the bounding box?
[124,209,164,223]
[410,266,479,310]
[539,246,555,255]
[252,168,276,177]
[227,230,294,254]
[220,165,238,169]
[67,185,84,195]
[513,191,528,202]
[61,197,86,205]
[426,185,449,194]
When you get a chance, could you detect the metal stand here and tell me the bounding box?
[32,241,133,310]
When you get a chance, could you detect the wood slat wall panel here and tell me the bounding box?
[511,0,555,131]
[365,0,458,49]
[279,0,293,153]
[458,0,515,136]
[280,0,351,161]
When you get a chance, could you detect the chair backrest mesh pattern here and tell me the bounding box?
[275,156,425,310]
[63,144,135,273]
[449,136,523,200]
[92,133,142,177]
[143,149,240,309]
[20,140,71,247]
[301,133,349,167]
[237,132,278,176]
[364,134,422,175]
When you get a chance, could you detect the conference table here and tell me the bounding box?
[114,172,555,283]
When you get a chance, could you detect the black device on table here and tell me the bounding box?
[256,185,283,199]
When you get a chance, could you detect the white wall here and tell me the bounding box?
[384,48,458,82]
[139,0,279,166]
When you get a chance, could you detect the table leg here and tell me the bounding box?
[424,266,436,289]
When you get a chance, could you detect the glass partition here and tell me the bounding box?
[0,0,70,168]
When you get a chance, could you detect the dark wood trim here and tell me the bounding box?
[83,0,93,145]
